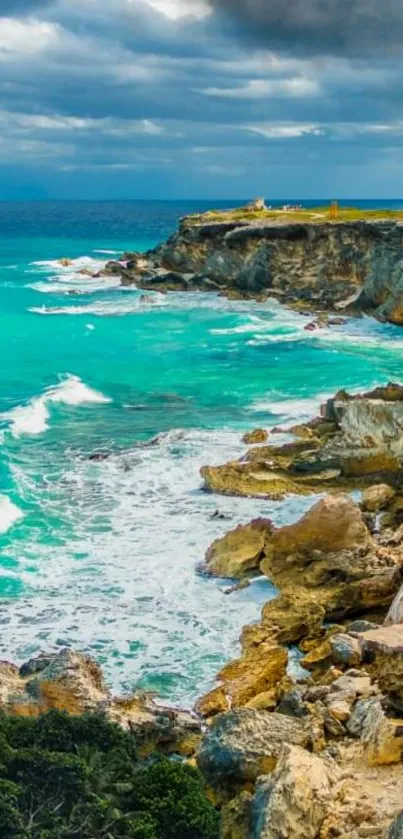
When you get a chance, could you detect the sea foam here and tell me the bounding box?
[1,375,111,438]
[0,495,24,534]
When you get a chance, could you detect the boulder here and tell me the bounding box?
[329,633,362,667]
[259,495,401,623]
[262,495,372,573]
[204,518,272,578]
[197,709,311,786]
[242,428,268,445]
[362,484,396,512]
[358,624,403,702]
[205,644,288,711]
[359,698,403,766]
[250,745,335,839]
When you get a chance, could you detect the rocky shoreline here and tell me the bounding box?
[98,209,403,326]
[3,384,403,836]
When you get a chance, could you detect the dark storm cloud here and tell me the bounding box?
[2,0,403,197]
[210,0,403,56]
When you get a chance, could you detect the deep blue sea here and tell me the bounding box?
[1,199,403,706]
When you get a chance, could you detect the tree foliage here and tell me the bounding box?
[0,710,219,839]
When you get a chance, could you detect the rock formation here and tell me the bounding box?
[0,648,200,756]
[201,384,403,499]
[102,212,403,325]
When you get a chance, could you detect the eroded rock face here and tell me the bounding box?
[201,385,403,501]
[250,745,335,839]
[260,495,401,623]
[197,709,311,786]
[119,216,403,325]
[0,649,200,755]
[204,518,272,578]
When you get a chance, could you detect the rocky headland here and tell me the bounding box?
[4,384,403,836]
[99,205,403,325]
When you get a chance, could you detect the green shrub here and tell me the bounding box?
[0,710,219,839]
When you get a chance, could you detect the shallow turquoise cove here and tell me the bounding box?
[0,200,403,705]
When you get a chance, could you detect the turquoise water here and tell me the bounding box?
[1,200,403,706]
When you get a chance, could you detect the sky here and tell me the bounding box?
[1,0,403,199]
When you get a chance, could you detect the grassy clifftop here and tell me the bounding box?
[184,205,403,226]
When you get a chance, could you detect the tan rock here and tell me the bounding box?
[0,649,200,756]
[360,699,403,766]
[197,709,311,786]
[251,744,335,839]
[362,484,396,513]
[204,518,272,578]
[262,495,372,573]
[261,590,326,644]
[327,700,351,722]
[358,624,403,702]
[242,428,268,445]
[217,643,288,708]
[194,686,230,718]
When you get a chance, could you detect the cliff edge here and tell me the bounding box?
[103,207,403,325]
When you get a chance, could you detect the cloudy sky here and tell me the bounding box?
[1,0,403,199]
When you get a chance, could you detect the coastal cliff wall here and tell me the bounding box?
[156,219,403,321]
[113,217,403,323]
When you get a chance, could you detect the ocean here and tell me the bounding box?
[1,199,403,707]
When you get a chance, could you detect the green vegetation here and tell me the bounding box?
[0,710,219,839]
[184,205,403,226]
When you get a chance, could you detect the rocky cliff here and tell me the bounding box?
[106,216,403,324]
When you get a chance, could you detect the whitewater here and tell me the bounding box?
[1,200,403,706]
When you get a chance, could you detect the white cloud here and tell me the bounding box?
[0,17,59,57]
[142,0,211,20]
[202,77,320,99]
[246,122,323,138]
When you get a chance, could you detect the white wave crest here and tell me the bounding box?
[0,495,24,534]
[27,276,122,294]
[250,393,329,424]
[92,249,120,255]
[30,256,103,273]
[29,294,165,317]
[1,375,111,438]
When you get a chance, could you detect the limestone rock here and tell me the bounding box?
[250,744,335,839]
[0,649,200,755]
[262,495,372,573]
[197,709,311,786]
[359,698,403,766]
[242,428,268,445]
[358,624,403,702]
[204,518,272,578]
[260,495,400,623]
[330,670,372,699]
[261,590,326,644]
[329,633,362,667]
[362,484,396,513]
[216,644,288,709]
